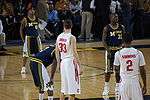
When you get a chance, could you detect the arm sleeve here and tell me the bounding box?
[113,51,120,66]
[90,0,95,9]
[79,1,82,9]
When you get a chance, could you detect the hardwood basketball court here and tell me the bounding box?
[0,39,150,100]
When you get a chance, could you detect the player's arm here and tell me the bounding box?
[20,18,27,42]
[139,51,147,94]
[121,25,125,34]
[121,25,126,40]
[50,51,57,82]
[140,65,147,94]
[113,52,120,74]
[55,42,61,71]
[38,18,53,36]
[102,26,109,50]
[71,36,83,75]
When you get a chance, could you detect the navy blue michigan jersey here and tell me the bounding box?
[106,24,124,47]
[30,46,55,67]
[30,46,55,87]
[25,17,39,37]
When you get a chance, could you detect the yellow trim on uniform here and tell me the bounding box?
[29,56,43,65]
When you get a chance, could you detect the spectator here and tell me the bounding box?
[70,0,81,38]
[55,0,73,33]
[110,0,122,14]
[69,0,81,14]
[122,0,134,33]
[78,0,95,41]
[144,0,150,13]
[131,0,145,39]
[94,0,111,40]
[36,0,48,21]
[47,1,59,23]
[55,0,70,11]
[44,1,60,39]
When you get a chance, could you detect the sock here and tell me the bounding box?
[39,93,44,100]
[116,83,119,87]
[48,96,53,100]
[105,82,109,86]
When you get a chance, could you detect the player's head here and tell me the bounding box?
[47,1,54,10]
[123,33,133,45]
[26,3,36,16]
[110,13,118,24]
[63,19,73,30]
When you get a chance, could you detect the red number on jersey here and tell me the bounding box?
[126,60,133,71]
[59,43,67,53]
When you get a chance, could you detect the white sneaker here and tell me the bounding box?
[102,85,110,96]
[115,86,119,100]
[21,73,27,79]
[21,67,27,74]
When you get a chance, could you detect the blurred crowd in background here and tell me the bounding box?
[0,0,150,41]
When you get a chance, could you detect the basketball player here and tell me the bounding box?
[30,45,57,100]
[114,33,147,100]
[102,13,125,98]
[20,4,43,74]
[55,19,82,100]
[0,19,7,51]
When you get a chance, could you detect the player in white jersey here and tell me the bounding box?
[55,19,82,100]
[114,33,147,100]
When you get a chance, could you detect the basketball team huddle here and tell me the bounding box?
[19,5,147,100]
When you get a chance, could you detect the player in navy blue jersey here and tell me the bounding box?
[102,13,125,99]
[29,45,57,100]
[20,3,43,74]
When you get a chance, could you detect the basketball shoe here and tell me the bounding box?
[102,83,110,96]
[21,66,27,74]
[115,84,120,100]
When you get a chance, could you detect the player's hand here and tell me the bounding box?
[142,86,147,94]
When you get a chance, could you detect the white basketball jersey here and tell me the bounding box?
[114,47,146,79]
[56,32,74,60]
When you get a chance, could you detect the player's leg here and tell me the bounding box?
[21,36,29,74]
[41,64,54,100]
[47,81,54,100]
[119,81,130,100]
[131,80,143,100]
[66,58,80,98]
[69,94,75,100]
[115,66,120,100]
[47,59,57,100]
[30,60,44,100]
[102,50,111,96]
[0,33,7,51]
[112,50,120,99]
[50,58,57,82]
[21,57,28,74]
[60,93,65,100]
[38,63,46,100]
[39,90,44,100]
[60,60,67,100]
[22,36,41,74]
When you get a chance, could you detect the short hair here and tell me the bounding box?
[63,19,72,29]
[123,33,133,44]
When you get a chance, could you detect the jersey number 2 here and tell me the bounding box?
[59,43,67,53]
[126,60,133,71]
